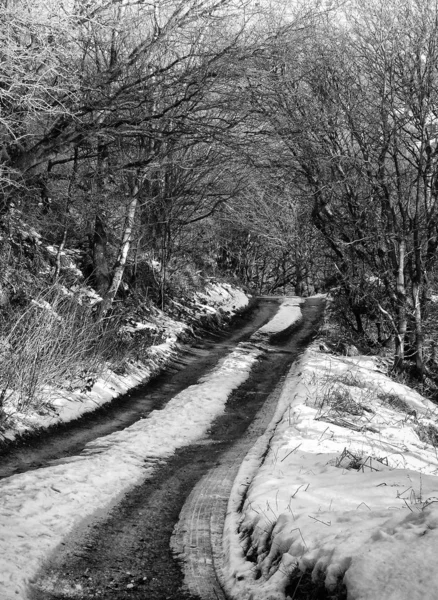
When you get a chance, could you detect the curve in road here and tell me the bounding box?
[30,297,324,600]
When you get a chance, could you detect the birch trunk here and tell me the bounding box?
[394,238,407,371]
[98,185,139,318]
[412,283,424,377]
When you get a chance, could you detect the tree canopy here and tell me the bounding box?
[4,0,438,378]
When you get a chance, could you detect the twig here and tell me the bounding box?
[281,443,302,462]
[308,515,331,526]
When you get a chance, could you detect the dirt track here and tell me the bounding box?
[0,299,277,480]
[29,297,324,600]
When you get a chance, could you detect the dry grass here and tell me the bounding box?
[314,375,372,418]
[377,392,411,413]
[416,423,438,447]
[285,568,347,600]
[330,371,367,389]
[0,287,123,416]
[328,388,365,417]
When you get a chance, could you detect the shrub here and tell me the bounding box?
[0,287,114,415]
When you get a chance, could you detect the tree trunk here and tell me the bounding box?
[54,150,78,281]
[412,206,424,377]
[92,215,111,297]
[98,187,139,318]
[394,238,407,371]
[54,228,68,281]
[412,283,424,378]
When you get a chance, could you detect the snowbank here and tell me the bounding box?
[1,281,250,443]
[223,347,438,600]
[0,296,300,600]
[194,281,250,316]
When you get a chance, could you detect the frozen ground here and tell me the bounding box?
[223,346,438,600]
[1,281,249,443]
[0,296,302,599]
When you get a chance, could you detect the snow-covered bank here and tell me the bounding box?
[1,281,249,444]
[223,346,438,600]
[0,297,302,599]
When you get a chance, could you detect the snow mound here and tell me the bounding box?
[195,281,249,315]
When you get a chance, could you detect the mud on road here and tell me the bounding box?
[30,297,324,600]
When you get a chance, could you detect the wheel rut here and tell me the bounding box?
[29,298,324,600]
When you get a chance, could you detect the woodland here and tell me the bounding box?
[2,0,438,414]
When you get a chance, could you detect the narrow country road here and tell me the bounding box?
[0,299,278,480]
[26,297,324,600]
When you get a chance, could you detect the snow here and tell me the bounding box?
[223,346,438,600]
[6,289,438,600]
[70,284,102,306]
[120,321,158,333]
[46,246,83,278]
[1,281,249,443]
[0,296,300,600]
[256,297,302,335]
[195,281,250,315]
[30,298,62,320]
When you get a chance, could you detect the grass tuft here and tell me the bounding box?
[0,286,133,417]
[416,423,438,447]
[377,392,411,413]
[285,568,347,600]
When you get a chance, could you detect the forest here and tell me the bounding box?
[2,0,438,415]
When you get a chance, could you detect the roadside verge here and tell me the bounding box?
[0,282,249,446]
[222,345,438,600]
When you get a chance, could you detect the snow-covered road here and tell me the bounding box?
[0,297,303,599]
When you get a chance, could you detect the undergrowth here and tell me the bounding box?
[377,392,411,413]
[0,212,237,424]
[0,287,124,417]
[416,423,438,447]
[322,292,438,406]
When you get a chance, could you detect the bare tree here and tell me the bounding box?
[1,0,261,313]
[248,0,438,374]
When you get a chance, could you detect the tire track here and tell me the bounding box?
[173,298,324,600]
[29,298,324,600]
[172,376,283,599]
